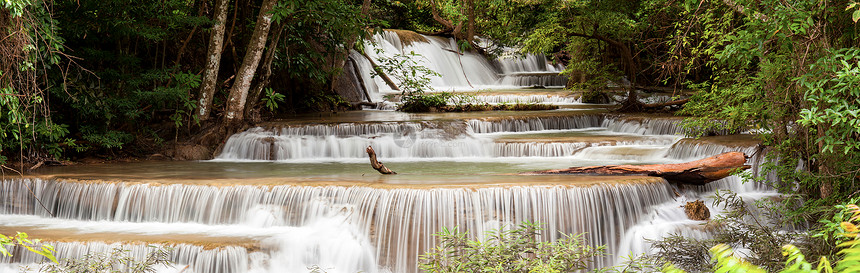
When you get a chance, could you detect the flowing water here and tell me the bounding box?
[0,110,776,273]
[0,30,776,273]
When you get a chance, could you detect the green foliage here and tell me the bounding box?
[38,246,171,273]
[271,0,370,83]
[656,198,860,273]
[0,232,57,264]
[373,51,440,98]
[300,92,350,111]
[597,254,666,273]
[816,199,860,247]
[1,0,70,163]
[420,222,604,273]
[475,0,660,90]
[370,51,445,112]
[675,0,860,202]
[399,92,451,112]
[261,88,286,112]
[797,48,860,156]
[52,66,201,152]
[650,190,808,272]
[2,233,170,273]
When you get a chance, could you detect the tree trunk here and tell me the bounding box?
[523,152,750,185]
[568,32,642,111]
[359,51,400,91]
[224,0,277,124]
[175,26,198,66]
[428,0,455,32]
[196,0,230,121]
[466,0,475,44]
[245,22,284,120]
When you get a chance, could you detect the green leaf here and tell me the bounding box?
[853,10,860,22]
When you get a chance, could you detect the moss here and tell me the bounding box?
[386,29,429,47]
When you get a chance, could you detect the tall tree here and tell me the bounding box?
[197,0,231,121]
[224,0,278,124]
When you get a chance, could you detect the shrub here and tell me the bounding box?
[420,222,604,273]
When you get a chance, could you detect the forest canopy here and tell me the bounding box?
[1,0,858,203]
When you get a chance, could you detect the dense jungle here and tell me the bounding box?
[1,0,859,272]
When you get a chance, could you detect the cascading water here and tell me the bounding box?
[216,114,687,162]
[0,242,250,273]
[357,30,501,94]
[495,53,567,87]
[0,111,779,273]
[450,94,581,105]
[353,30,569,104]
[1,178,672,272]
[613,138,777,263]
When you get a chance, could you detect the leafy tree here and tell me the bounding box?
[676,0,860,202]
[1,0,68,166]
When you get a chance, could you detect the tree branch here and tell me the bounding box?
[366,146,396,174]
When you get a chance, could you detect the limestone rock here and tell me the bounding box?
[684,200,710,221]
[173,144,214,161]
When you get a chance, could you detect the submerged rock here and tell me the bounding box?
[684,200,710,221]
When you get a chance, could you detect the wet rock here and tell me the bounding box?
[684,200,710,221]
[332,58,367,103]
[173,144,213,161]
[147,153,169,160]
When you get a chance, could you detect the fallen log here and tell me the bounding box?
[366,146,396,174]
[522,152,750,185]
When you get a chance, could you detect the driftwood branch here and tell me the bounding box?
[523,152,750,185]
[366,146,396,174]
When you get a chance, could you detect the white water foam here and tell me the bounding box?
[1,179,674,272]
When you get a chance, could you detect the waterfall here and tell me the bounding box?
[613,137,777,264]
[0,178,673,272]
[601,115,688,136]
[465,115,605,134]
[449,94,581,105]
[353,30,568,98]
[496,54,567,87]
[215,114,697,161]
[217,115,704,162]
[0,109,779,272]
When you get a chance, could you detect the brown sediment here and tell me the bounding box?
[451,90,575,96]
[385,29,429,47]
[263,108,610,125]
[495,135,660,143]
[435,104,559,112]
[0,227,259,251]
[675,135,761,148]
[19,174,665,190]
[603,113,687,121]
